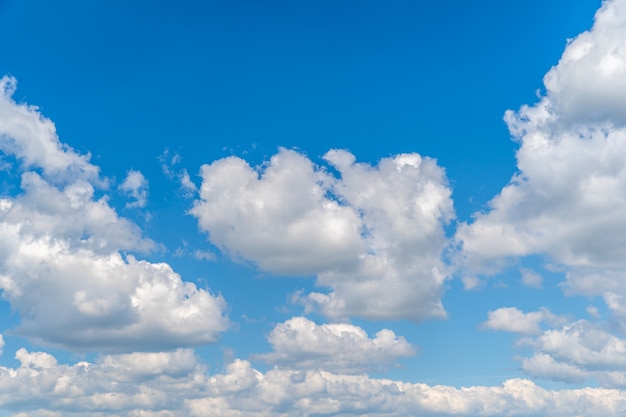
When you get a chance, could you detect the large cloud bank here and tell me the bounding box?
[457,0,626,312]
[0,349,625,417]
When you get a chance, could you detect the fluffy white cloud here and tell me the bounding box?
[191,150,364,275]
[0,349,625,417]
[455,0,626,333]
[522,353,588,384]
[2,172,152,254]
[542,0,626,126]
[0,79,229,352]
[483,307,562,335]
[190,148,454,321]
[457,0,626,268]
[454,0,626,391]
[488,310,626,387]
[252,317,415,373]
[119,169,149,208]
[1,242,228,351]
[0,76,99,182]
[0,185,228,352]
[527,320,626,375]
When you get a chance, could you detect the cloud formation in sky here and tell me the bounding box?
[253,317,415,373]
[1,349,626,417]
[119,169,149,209]
[5,0,626,415]
[0,77,99,182]
[191,148,454,321]
[0,76,229,352]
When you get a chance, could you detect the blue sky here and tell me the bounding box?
[7,0,626,416]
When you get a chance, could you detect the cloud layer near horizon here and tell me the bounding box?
[0,348,624,417]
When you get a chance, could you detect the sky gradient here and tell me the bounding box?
[5,0,626,416]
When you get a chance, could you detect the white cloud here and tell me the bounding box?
[587,305,602,318]
[252,317,415,373]
[0,219,228,352]
[0,76,99,182]
[455,0,626,333]
[530,321,626,373]
[457,0,626,269]
[0,349,625,416]
[190,148,454,321]
[480,307,626,386]
[521,269,543,288]
[542,0,626,126]
[483,307,562,335]
[522,353,588,384]
[4,172,153,254]
[0,79,229,352]
[119,169,149,208]
[491,313,626,387]
[191,149,364,275]
[482,305,626,387]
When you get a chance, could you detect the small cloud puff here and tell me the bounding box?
[119,169,149,208]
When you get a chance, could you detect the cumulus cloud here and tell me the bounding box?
[0,79,229,352]
[1,244,228,351]
[485,306,626,386]
[483,307,563,335]
[457,0,626,269]
[0,350,624,417]
[190,148,454,321]
[525,320,626,380]
[482,307,622,385]
[450,0,626,391]
[487,309,626,387]
[454,0,626,340]
[522,353,588,384]
[0,76,99,182]
[119,169,149,208]
[2,172,152,254]
[252,317,415,373]
[0,187,228,352]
